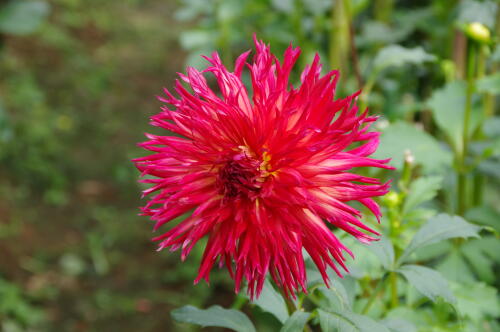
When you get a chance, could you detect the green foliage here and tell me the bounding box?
[317,309,390,332]
[397,265,456,304]
[1,0,499,331]
[399,214,481,264]
[250,279,289,323]
[372,45,436,72]
[374,121,452,173]
[0,1,50,35]
[280,311,311,332]
[171,305,256,332]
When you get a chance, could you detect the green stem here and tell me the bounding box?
[472,45,488,207]
[457,41,476,215]
[329,0,350,75]
[390,271,398,308]
[361,274,387,314]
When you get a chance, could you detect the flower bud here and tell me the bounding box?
[383,191,401,208]
[465,22,491,44]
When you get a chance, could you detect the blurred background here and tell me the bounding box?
[0,0,498,331]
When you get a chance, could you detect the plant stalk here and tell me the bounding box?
[457,40,476,216]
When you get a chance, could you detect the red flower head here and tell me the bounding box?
[135,37,393,299]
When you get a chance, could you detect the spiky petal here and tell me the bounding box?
[134,37,393,299]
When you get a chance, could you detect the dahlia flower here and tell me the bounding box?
[135,37,392,299]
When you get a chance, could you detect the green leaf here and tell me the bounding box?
[369,236,394,270]
[373,121,452,173]
[280,311,311,332]
[403,176,442,214]
[373,45,436,72]
[466,205,500,232]
[399,214,481,264]
[398,264,456,304]
[451,282,500,322]
[427,81,482,151]
[179,30,216,50]
[250,279,289,324]
[316,283,351,310]
[476,73,500,94]
[457,0,498,29]
[171,305,256,332]
[0,1,50,35]
[381,318,417,332]
[462,241,495,283]
[317,309,390,332]
[437,250,475,284]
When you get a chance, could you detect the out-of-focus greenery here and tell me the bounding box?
[0,0,499,331]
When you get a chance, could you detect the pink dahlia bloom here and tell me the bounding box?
[135,37,393,299]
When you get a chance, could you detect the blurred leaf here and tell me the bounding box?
[280,311,310,332]
[437,249,475,284]
[476,73,500,94]
[483,117,500,137]
[373,121,452,173]
[373,45,436,72]
[413,241,452,262]
[0,1,50,35]
[466,205,500,232]
[451,282,500,322]
[316,283,351,310]
[403,176,442,214]
[399,214,481,263]
[356,22,407,47]
[427,81,481,151]
[171,305,256,332]
[457,0,498,29]
[317,309,390,332]
[398,264,456,304]
[472,236,500,263]
[271,0,294,13]
[250,279,289,324]
[179,30,216,50]
[59,253,86,276]
[369,236,394,270]
[381,318,417,332]
[461,240,495,283]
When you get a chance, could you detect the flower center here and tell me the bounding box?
[218,160,261,199]
[217,151,272,200]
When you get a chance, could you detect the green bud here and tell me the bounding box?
[383,191,401,207]
[465,22,491,44]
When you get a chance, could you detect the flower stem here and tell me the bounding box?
[457,40,476,216]
[472,45,488,207]
[361,274,387,314]
[329,0,350,75]
[390,271,398,308]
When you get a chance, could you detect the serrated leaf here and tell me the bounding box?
[0,1,50,35]
[399,214,481,264]
[373,121,452,173]
[369,236,394,270]
[476,73,500,94]
[373,45,436,71]
[381,318,417,332]
[280,311,310,332]
[250,279,289,324]
[317,309,390,332]
[398,265,456,304]
[451,282,500,322]
[403,176,442,214]
[171,305,256,332]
